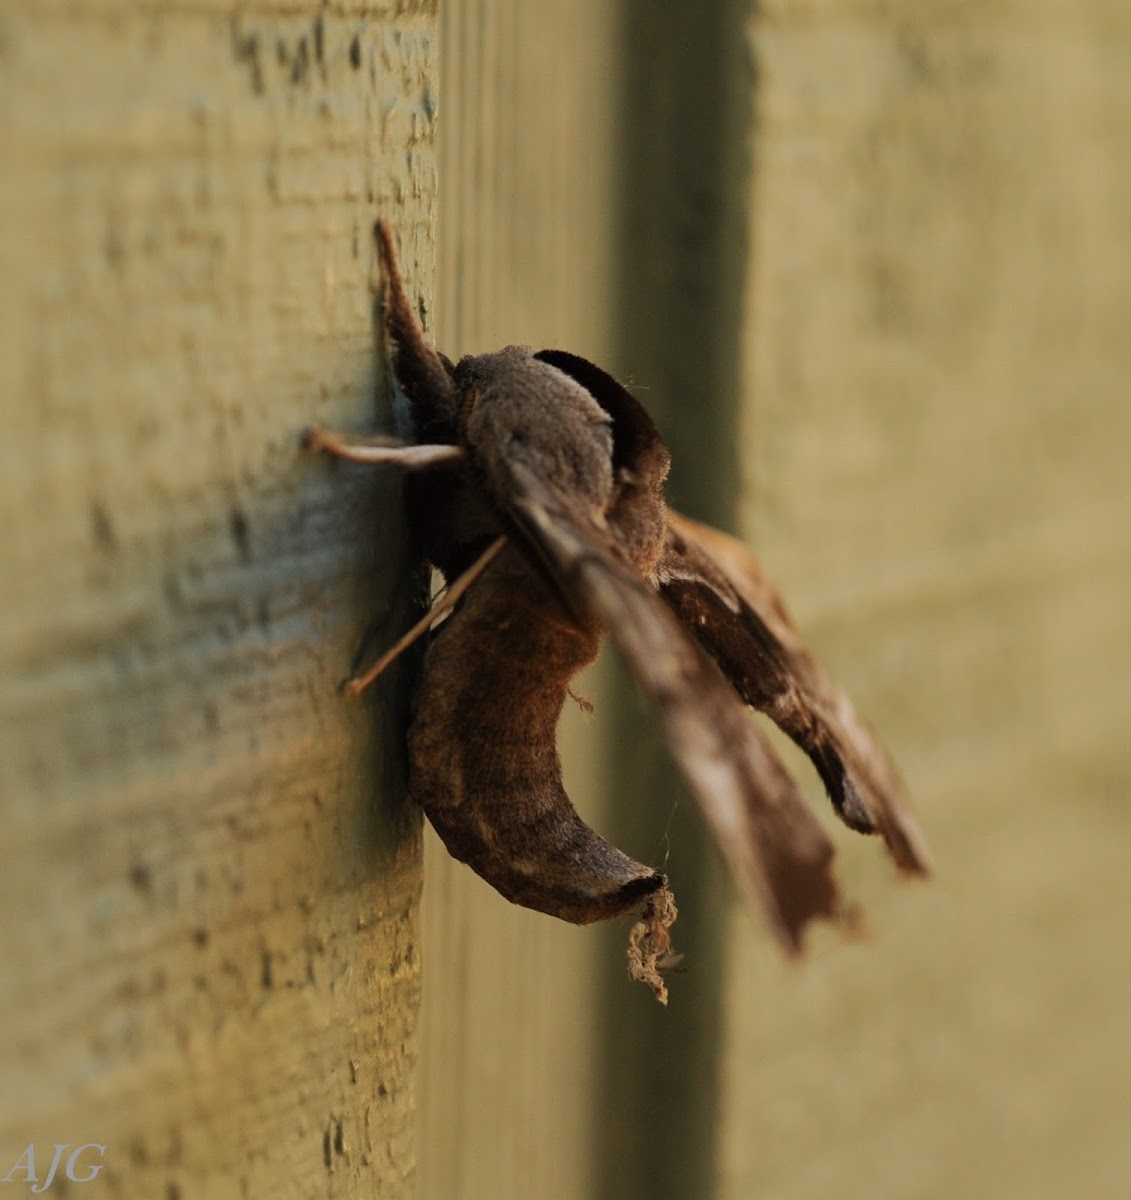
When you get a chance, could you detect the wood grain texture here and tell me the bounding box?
[416,6,775,1198]
[0,4,437,1196]
[721,3,1131,1198]
[414,3,622,1198]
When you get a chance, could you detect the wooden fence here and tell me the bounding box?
[3,1,1129,1197]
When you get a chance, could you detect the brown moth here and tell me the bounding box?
[305,221,930,1003]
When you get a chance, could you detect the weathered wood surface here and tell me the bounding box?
[415,4,623,1198]
[417,4,751,1198]
[7,0,1128,1196]
[421,3,1131,1199]
[0,3,437,1196]
[721,4,1131,1199]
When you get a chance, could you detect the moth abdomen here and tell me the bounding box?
[407,544,662,924]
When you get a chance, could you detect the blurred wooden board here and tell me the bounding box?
[721,5,1131,1198]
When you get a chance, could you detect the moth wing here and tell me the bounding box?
[505,462,845,953]
[657,511,931,875]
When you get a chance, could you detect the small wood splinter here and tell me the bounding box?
[304,219,930,1001]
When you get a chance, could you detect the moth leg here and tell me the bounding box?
[303,425,464,468]
[342,536,506,697]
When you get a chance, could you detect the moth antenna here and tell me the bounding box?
[373,220,458,427]
[373,219,419,343]
[342,536,506,697]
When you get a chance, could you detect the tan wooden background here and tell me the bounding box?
[424,2,1131,1199]
[0,3,436,1196]
[721,5,1131,1197]
[3,1,1130,1198]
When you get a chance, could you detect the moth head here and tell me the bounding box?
[454,347,618,511]
[534,350,673,573]
[533,349,671,489]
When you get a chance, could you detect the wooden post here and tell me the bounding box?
[415,4,624,1196]
[0,5,436,1195]
[417,3,760,1197]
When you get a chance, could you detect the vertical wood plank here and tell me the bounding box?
[0,4,437,1196]
[722,3,1131,1198]
[415,3,622,1197]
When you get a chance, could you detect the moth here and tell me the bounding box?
[305,221,930,1002]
